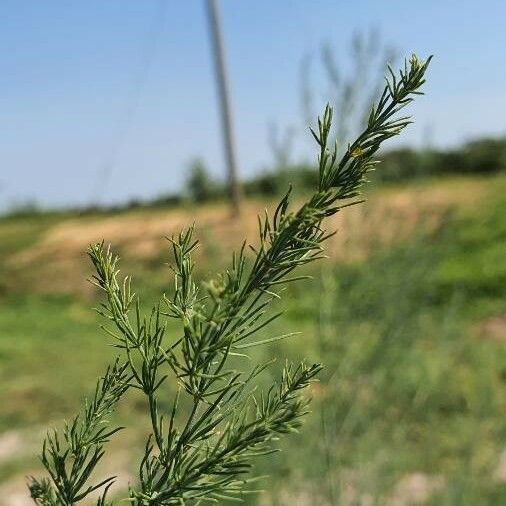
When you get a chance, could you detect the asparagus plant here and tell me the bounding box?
[29,54,431,505]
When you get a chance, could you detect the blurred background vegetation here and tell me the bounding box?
[1,170,504,504]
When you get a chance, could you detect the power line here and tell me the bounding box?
[90,0,168,206]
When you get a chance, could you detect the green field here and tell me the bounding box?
[0,174,505,504]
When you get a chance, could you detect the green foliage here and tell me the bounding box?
[459,137,506,174]
[28,361,130,504]
[243,165,317,198]
[436,184,506,299]
[185,159,218,203]
[29,55,431,505]
[375,137,506,182]
[375,147,426,180]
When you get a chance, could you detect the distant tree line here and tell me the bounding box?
[181,135,506,204]
[4,135,505,219]
[376,137,506,181]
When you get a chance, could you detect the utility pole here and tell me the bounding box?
[205,0,242,214]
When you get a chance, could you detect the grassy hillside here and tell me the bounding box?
[0,174,505,504]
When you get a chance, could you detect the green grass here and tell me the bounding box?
[249,179,506,504]
[0,175,504,504]
[0,295,109,429]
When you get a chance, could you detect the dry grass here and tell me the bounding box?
[4,177,491,296]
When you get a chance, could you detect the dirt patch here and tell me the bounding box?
[0,432,25,464]
[0,428,46,465]
[494,448,506,482]
[390,473,445,505]
[6,201,264,294]
[473,315,506,343]
[0,473,34,506]
[10,202,260,264]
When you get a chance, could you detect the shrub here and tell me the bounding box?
[462,137,506,174]
[185,159,219,203]
[29,55,431,505]
[375,147,423,181]
[244,165,318,197]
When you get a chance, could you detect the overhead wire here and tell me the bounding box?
[90,0,168,207]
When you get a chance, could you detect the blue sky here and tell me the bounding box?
[1,1,505,210]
